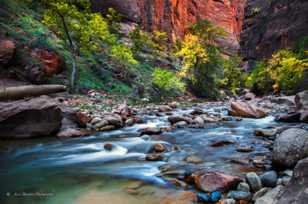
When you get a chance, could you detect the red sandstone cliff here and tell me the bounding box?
[91,0,246,54]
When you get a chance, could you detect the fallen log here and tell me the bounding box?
[0,85,67,100]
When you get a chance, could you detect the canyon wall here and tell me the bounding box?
[91,0,246,54]
[240,0,308,63]
[91,0,308,60]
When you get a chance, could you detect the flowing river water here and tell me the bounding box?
[0,103,292,204]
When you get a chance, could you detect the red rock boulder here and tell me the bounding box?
[0,39,15,65]
[194,172,241,193]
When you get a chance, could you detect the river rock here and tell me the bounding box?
[276,157,308,204]
[157,105,172,112]
[0,96,62,138]
[295,90,308,110]
[193,116,204,128]
[103,114,123,127]
[94,120,109,129]
[168,116,192,125]
[275,112,301,123]
[153,143,166,153]
[173,121,188,128]
[246,172,262,192]
[145,154,163,161]
[255,128,277,137]
[260,171,277,188]
[255,185,284,204]
[237,182,250,192]
[229,101,267,118]
[221,199,236,204]
[185,155,203,164]
[57,128,91,138]
[272,128,308,168]
[227,191,251,201]
[0,39,15,65]
[190,108,204,115]
[252,188,269,201]
[244,92,255,101]
[237,145,254,152]
[211,140,235,147]
[194,172,241,193]
[295,91,308,123]
[139,127,162,135]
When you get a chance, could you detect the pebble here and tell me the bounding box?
[153,143,166,153]
[237,182,250,192]
[260,171,277,187]
[185,155,203,164]
[227,191,251,201]
[145,154,163,161]
[210,191,222,202]
[173,121,188,128]
[246,172,263,192]
[197,193,210,202]
[104,143,114,151]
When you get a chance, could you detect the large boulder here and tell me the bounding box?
[276,157,308,204]
[228,101,267,118]
[0,96,62,138]
[273,128,308,168]
[0,39,15,65]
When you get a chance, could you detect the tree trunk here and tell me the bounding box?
[0,85,66,100]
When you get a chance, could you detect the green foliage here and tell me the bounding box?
[110,44,138,66]
[129,27,160,53]
[176,20,225,98]
[246,49,308,94]
[246,61,274,95]
[268,49,308,92]
[152,68,185,96]
[220,55,245,94]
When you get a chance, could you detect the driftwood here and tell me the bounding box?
[0,85,66,100]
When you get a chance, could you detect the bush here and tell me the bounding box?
[220,55,246,94]
[246,61,274,95]
[246,49,308,94]
[152,68,185,96]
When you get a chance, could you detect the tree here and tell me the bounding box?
[176,20,225,98]
[41,0,117,92]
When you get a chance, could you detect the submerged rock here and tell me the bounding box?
[139,127,162,135]
[0,96,62,138]
[273,128,308,168]
[194,172,241,193]
[255,128,277,137]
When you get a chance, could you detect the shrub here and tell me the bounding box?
[152,68,185,96]
[246,61,274,95]
[220,55,245,94]
[246,49,308,94]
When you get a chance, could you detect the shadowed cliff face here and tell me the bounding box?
[91,0,246,54]
[240,0,308,63]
